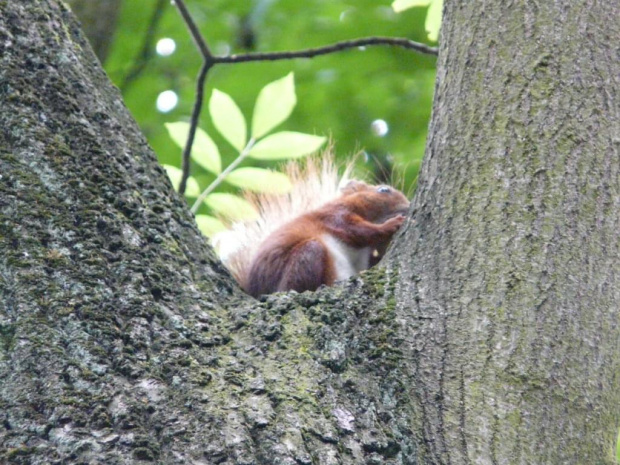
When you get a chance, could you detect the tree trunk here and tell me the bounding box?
[0,2,617,465]
[389,1,620,463]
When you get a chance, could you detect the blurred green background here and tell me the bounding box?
[89,0,437,197]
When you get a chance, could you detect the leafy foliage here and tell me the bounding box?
[164,73,326,236]
[392,0,443,41]
[194,214,226,237]
[204,193,258,220]
[162,164,200,196]
[210,89,247,151]
[165,122,221,174]
[248,131,326,160]
[251,72,297,139]
[104,0,437,202]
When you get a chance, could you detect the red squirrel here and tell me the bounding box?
[213,156,410,297]
[244,179,409,297]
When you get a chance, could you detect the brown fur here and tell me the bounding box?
[213,155,352,285]
[213,155,410,297]
[244,180,410,297]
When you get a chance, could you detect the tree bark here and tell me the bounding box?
[0,2,618,465]
[389,1,620,463]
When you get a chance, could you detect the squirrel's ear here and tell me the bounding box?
[341,180,368,194]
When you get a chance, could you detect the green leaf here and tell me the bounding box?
[248,131,327,160]
[425,0,444,42]
[225,168,292,194]
[162,164,201,197]
[165,122,222,174]
[195,214,226,237]
[209,89,247,152]
[392,0,442,42]
[204,193,258,221]
[251,72,296,139]
[392,0,430,13]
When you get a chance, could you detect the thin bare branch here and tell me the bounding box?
[173,0,212,59]
[178,61,213,195]
[216,37,438,63]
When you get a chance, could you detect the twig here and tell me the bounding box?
[214,37,438,63]
[173,0,215,194]
[190,138,256,214]
[120,0,167,93]
[172,0,438,198]
[173,0,212,59]
[179,61,213,194]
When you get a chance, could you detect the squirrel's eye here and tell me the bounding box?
[376,186,391,193]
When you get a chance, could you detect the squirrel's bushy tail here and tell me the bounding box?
[213,153,353,286]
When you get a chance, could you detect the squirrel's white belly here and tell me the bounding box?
[322,234,371,281]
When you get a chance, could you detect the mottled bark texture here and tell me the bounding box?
[388,1,620,463]
[64,0,122,63]
[0,2,419,464]
[0,2,618,465]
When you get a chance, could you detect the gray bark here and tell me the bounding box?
[390,0,620,463]
[0,1,618,465]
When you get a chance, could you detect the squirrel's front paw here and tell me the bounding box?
[382,214,406,234]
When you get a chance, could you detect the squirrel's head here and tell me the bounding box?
[340,180,410,223]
